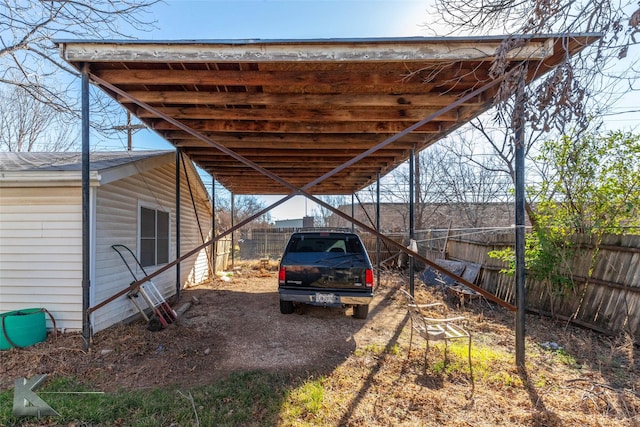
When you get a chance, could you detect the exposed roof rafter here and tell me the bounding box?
[56,35,600,195]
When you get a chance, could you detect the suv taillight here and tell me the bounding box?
[278,267,286,284]
[365,269,374,288]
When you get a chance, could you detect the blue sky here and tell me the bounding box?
[146,0,434,40]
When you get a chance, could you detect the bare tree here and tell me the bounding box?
[385,141,513,230]
[0,0,159,150]
[386,147,445,231]
[435,142,514,228]
[428,0,640,131]
[214,194,271,231]
[0,82,76,151]
[313,196,348,228]
[444,116,547,225]
[233,195,271,227]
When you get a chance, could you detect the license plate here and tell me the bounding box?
[315,293,336,304]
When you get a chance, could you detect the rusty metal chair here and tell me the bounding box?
[400,288,474,389]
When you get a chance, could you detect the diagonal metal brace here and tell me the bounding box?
[87,71,515,314]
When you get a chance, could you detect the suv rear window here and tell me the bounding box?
[286,235,363,254]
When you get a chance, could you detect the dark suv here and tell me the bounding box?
[278,230,374,319]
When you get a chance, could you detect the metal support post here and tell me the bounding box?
[231,193,235,267]
[409,148,415,296]
[211,177,216,276]
[376,172,381,289]
[514,73,527,368]
[351,193,355,232]
[175,149,181,300]
[81,64,91,348]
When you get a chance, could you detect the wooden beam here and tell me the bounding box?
[96,68,493,94]
[209,171,375,190]
[185,148,405,158]
[61,39,554,63]
[135,106,460,122]
[198,165,387,173]
[162,131,427,145]
[118,91,483,107]
[189,153,397,162]
[202,166,377,175]
[96,69,431,86]
[149,119,441,133]
[192,157,395,166]
[216,185,364,196]
[190,151,398,160]
[208,168,373,177]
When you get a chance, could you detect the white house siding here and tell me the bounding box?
[0,187,83,331]
[179,163,214,287]
[92,159,212,332]
[189,229,214,285]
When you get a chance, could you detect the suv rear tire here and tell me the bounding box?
[280,299,294,314]
[353,304,369,319]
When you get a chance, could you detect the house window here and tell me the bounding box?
[140,206,170,267]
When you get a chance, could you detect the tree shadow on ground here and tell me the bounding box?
[518,365,563,427]
[420,278,639,425]
[336,285,408,426]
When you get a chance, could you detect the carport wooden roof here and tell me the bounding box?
[57,35,598,195]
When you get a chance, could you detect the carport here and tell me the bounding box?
[56,35,598,363]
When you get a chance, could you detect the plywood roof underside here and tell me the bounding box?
[58,35,598,195]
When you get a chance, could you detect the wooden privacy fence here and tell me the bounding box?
[214,236,232,272]
[238,228,407,263]
[238,228,295,260]
[445,231,640,338]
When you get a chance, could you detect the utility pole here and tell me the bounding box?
[113,111,145,150]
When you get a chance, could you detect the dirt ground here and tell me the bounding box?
[0,264,406,392]
[1,262,638,426]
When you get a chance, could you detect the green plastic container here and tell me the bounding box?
[0,308,47,350]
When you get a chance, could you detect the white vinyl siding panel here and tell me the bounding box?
[155,161,212,289]
[190,230,213,285]
[0,187,83,330]
[178,162,214,286]
[92,160,212,332]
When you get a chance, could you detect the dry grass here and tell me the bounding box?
[1,267,638,426]
[279,275,640,426]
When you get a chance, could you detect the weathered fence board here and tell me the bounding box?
[214,237,232,272]
[238,228,296,260]
[445,231,639,338]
